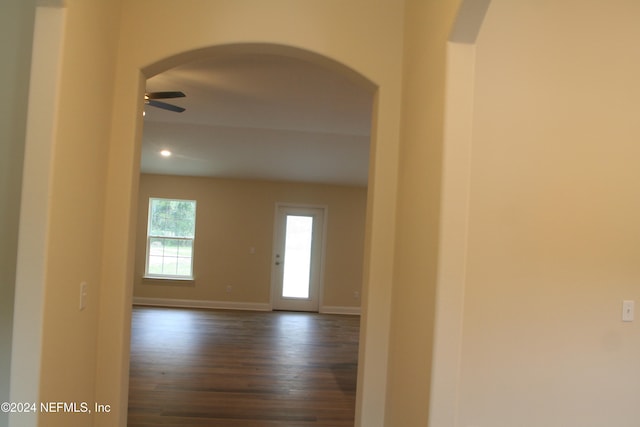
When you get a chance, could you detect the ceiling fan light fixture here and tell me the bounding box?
[144,91,186,113]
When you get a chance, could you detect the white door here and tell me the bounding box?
[271,205,325,312]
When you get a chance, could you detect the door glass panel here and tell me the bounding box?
[282,215,313,298]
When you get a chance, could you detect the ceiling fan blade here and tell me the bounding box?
[146,99,185,113]
[146,91,185,100]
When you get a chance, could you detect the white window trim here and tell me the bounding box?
[144,198,196,280]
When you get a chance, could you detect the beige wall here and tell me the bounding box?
[0,0,35,424]
[384,0,462,425]
[133,174,366,310]
[455,0,640,425]
[13,1,124,426]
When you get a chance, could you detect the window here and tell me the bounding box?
[145,198,196,279]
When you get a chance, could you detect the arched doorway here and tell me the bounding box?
[95,5,407,423]
[128,45,373,424]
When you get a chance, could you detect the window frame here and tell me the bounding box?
[144,197,197,280]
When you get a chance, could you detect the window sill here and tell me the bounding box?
[142,276,195,285]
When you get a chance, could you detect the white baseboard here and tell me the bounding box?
[319,305,361,315]
[133,297,360,315]
[132,297,271,312]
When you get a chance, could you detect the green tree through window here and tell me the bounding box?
[146,198,196,278]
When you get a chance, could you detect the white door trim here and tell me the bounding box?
[270,202,328,312]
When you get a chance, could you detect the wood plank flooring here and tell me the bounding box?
[127,306,360,427]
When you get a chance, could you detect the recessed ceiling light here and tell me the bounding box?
[160,150,172,157]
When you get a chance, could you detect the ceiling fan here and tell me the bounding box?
[144,91,186,113]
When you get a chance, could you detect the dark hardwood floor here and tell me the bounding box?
[127,306,360,427]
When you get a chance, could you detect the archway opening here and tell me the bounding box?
[127,43,376,425]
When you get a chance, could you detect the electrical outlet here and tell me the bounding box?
[226,285,232,293]
[353,291,360,300]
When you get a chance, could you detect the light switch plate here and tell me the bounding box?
[622,300,634,322]
[80,282,88,311]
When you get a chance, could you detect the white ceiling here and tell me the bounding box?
[141,53,374,186]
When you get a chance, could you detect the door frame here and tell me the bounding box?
[270,202,328,312]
